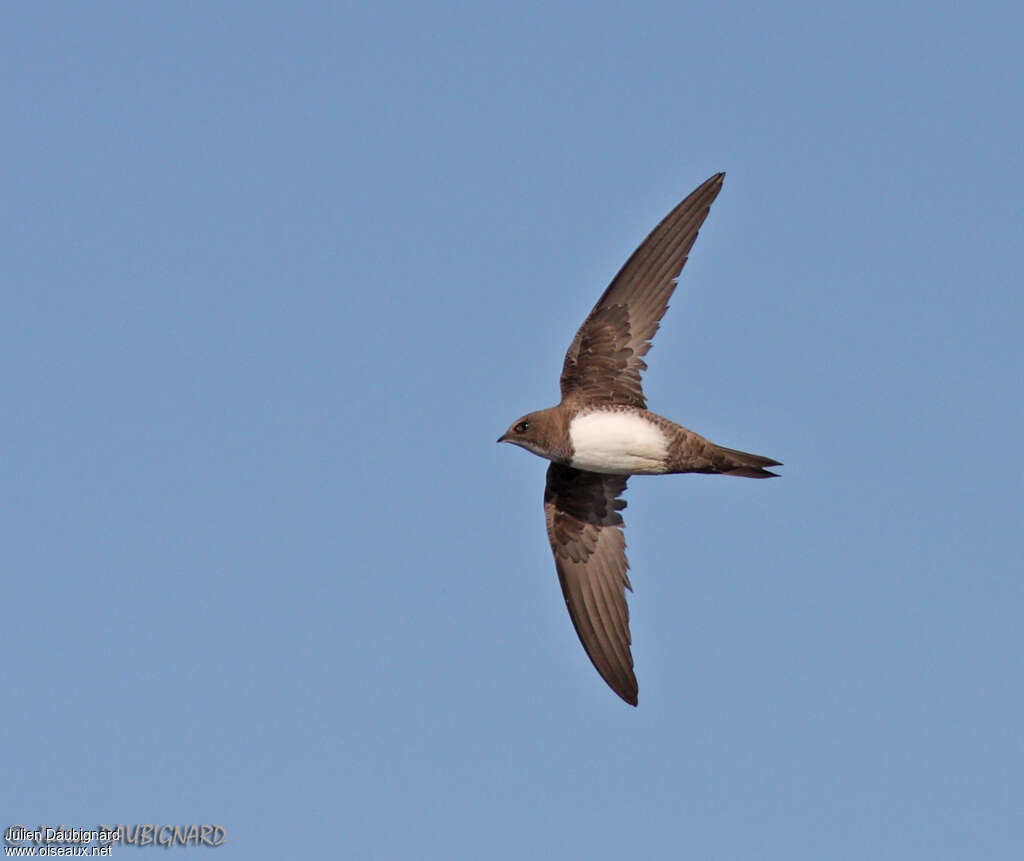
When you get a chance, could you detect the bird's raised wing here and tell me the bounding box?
[559,173,724,409]
[544,463,636,705]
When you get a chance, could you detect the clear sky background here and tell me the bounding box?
[4,2,1022,858]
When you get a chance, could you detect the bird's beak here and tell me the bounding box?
[497,433,509,444]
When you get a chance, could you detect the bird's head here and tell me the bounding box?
[497,409,561,461]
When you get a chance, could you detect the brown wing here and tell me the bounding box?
[560,172,725,408]
[544,463,637,706]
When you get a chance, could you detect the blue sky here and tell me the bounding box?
[3,1,1022,858]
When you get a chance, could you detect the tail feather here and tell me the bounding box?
[712,444,782,478]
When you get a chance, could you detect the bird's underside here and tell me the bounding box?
[500,172,781,706]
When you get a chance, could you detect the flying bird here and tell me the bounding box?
[498,173,781,706]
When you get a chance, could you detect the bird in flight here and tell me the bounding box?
[498,173,780,706]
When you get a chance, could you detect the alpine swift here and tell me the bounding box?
[498,172,781,706]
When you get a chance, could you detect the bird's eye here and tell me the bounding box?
[514,421,530,434]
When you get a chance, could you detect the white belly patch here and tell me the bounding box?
[568,411,669,474]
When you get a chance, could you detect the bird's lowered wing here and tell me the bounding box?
[544,462,636,705]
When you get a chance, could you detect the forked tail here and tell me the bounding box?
[709,444,782,478]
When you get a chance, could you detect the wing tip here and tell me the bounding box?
[705,171,725,189]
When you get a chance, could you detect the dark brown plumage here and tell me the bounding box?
[560,173,725,410]
[499,173,781,706]
[544,464,636,704]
